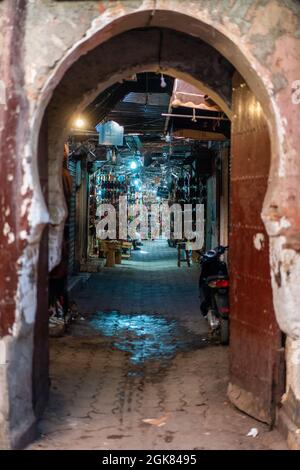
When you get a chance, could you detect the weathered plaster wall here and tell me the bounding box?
[0,0,300,449]
[0,0,38,448]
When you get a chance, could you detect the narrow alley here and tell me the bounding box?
[29,241,286,450]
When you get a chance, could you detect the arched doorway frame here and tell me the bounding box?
[40,19,280,427]
[29,8,293,338]
[3,4,300,449]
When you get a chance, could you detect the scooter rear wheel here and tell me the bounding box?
[220,317,229,345]
[200,300,209,317]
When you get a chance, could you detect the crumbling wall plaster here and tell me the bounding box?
[270,236,300,339]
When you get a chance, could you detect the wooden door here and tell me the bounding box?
[228,73,285,424]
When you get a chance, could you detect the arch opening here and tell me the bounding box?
[32,25,285,448]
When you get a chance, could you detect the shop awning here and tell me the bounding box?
[170,79,221,112]
[172,129,226,141]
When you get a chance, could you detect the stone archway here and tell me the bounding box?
[1,1,300,449]
[38,26,286,437]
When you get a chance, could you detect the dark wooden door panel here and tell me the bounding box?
[228,73,283,424]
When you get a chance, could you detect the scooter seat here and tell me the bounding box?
[205,274,228,282]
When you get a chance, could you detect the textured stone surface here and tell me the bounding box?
[28,241,286,450]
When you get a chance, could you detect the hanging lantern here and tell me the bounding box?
[96,120,124,146]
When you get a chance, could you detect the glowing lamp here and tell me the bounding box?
[74,117,86,129]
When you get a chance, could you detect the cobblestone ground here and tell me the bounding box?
[28,241,287,450]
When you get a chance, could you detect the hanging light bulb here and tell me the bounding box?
[160,73,167,88]
[74,116,86,128]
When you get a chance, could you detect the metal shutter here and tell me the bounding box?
[67,158,77,275]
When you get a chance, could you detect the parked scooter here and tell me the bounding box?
[199,245,229,344]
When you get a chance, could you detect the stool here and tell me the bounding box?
[192,250,199,263]
[104,241,115,267]
[114,242,122,264]
[177,242,191,267]
[121,241,132,259]
[98,240,107,258]
[105,247,115,267]
[105,241,121,267]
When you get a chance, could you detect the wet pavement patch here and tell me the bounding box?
[89,310,208,365]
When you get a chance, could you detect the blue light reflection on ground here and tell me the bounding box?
[89,311,205,365]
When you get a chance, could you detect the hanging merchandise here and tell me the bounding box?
[157,186,169,199]
[93,172,128,205]
[96,120,124,146]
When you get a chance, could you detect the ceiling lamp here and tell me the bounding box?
[96,120,124,146]
[130,161,137,170]
[160,73,167,88]
[74,116,86,129]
